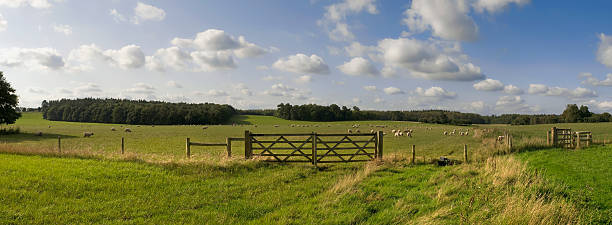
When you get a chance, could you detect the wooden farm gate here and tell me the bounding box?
[547,127,592,148]
[243,131,383,165]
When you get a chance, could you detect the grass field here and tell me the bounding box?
[0,112,610,224]
[518,146,612,223]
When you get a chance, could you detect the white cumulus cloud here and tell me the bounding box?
[415,86,457,99]
[383,87,404,95]
[0,47,65,71]
[133,2,166,24]
[337,57,379,76]
[473,0,531,14]
[403,0,478,41]
[597,33,612,68]
[0,13,7,32]
[273,53,330,75]
[473,78,504,91]
[503,84,524,95]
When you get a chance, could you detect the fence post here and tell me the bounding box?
[411,145,415,164]
[186,137,191,158]
[508,134,513,151]
[551,127,557,147]
[576,133,581,149]
[312,132,317,166]
[121,137,125,154]
[58,136,61,153]
[547,130,550,146]
[226,137,232,158]
[587,133,591,147]
[464,144,468,163]
[377,131,383,159]
[244,130,251,159]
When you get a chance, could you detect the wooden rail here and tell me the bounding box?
[186,137,244,158]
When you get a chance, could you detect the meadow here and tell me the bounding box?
[0,112,610,224]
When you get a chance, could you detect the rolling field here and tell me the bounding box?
[0,112,610,224]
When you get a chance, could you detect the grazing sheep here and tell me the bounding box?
[124,128,132,133]
[370,129,375,133]
[497,136,505,142]
[253,125,258,128]
[83,132,94,137]
[355,129,360,133]
[444,131,448,135]
[202,126,208,130]
[348,129,352,133]
[273,125,279,128]
[137,125,141,127]
[392,129,396,133]
[111,127,116,131]
[48,125,51,128]
[405,131,412,137]
[35,131,43,136]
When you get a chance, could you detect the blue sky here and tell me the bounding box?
[2,0,612,114]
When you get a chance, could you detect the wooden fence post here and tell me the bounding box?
[587,133,591,147]
[377,131,383,159]
[244,130,251,159]
[464,144,468,163]
[226,137,232,158]
[551,127,557,147]
[186,137,191,158]
[547,130,550,146]
[508,134,513,151]
[312,132,317,166]
[411,145,415,164]
[576,133,581,149]
[121,137,125,154]
[58,136,61,153]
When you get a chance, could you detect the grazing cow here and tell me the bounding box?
[124,128,132,133]
[83,132,94,137]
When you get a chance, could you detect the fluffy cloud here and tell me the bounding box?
[503,84,523,95]
[467,101,486,112]
[103,45,146,69]
[191,51,236,71]
[172,29,239,51]
[171,29,267,59]
[473,0,531,14]
[0,47,65,70]
[415,86,457,99]
[363,85,377,91]
[234,83,253,96]
[403,0,478,41]
[74,83,103,95]
[319,0,378,42]
[597,33,612,68]
[273,54,330,75]
[377,37,485,81]
[133,2,166,24]
[495,95,534,112]
[208,89,229,97]
[383,87,404,95]
[263,83,309,99]
[52,24,72,35]
[0,13,6,32]
[580,72,612,86]
[0,0,55,9]
[473,78,504,91]
[528,84,597,99]
[146,47,192,72]
[295,75,313,84]
[125,83,155,95]
[337,57,379,76]
[345,41,376,57]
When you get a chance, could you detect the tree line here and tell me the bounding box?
[273,103,612,125]
[42,98,237,125]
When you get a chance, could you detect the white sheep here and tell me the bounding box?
[444,131,448,135]
[111,127,116,131]
[497,135,505,142]
[370,129,375,133]
[124,128,132,133]
[202,126,208,130]
[348,129,352,133]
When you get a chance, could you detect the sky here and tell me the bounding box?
[2,0,612,115]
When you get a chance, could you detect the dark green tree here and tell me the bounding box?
[0,72,21,125]
[561,104,580,123]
